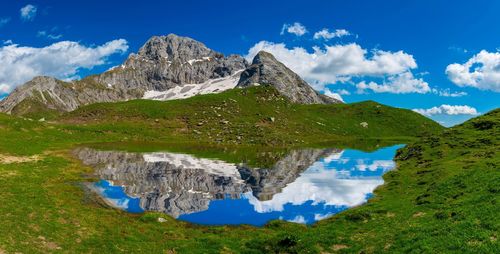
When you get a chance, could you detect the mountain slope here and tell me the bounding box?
[0,34,339,117]
[60,85,443,146]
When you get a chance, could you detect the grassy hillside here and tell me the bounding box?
[60,86,443,146]
[0,108,497,253]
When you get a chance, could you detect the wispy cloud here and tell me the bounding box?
[314,28,351,40]
[0,17,10,27]
[20,4,37,21]
[281,22,308,36]
[37,30,63,40]
[433,89,467,97]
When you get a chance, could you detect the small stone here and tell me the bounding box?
[360,122,368,128]
[269,117,275,123]
[197,122,204,126]
[220,120,229,125]
[158,217,167,223]
[38,118,45,122]
[154,119,160,123]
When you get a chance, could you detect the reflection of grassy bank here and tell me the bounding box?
[80,138,406,168]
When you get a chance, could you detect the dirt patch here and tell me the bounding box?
[332,244,349,251]
[0,154,40,164]
[38,236,62,251]
[413,212,426,218]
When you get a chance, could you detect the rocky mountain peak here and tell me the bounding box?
[251,51,277,65]
[237,51,340,104]
[136,33,218,62]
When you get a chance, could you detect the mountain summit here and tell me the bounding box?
[238,51,338,104]
[0,34,340,116]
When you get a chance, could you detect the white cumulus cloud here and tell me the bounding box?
[20,4,37,21]
[324,89,344,102]
[356,72,430,94]
[446,50,500,92]
[413,105,479,116]
[0,39,128,93]
[246,41,420,91]
[281,22,308,36]
[313,28,351,40]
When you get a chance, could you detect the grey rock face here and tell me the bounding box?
[237,51,341,104]
[98,34,248,92]
[0,76,140,114]
[73,147,334,217]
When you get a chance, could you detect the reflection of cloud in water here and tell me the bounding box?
[314,213,334,221]
[287,215,307,224]
[243,147,401,215]
[244,165,383,213]
[323,151,344,162]
[355,159,395,171]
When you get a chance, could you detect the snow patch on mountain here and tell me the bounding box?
[143,69,244,101]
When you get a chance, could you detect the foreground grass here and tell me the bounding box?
[0,90,497,253]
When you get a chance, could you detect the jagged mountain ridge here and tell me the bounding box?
[0,34,340,115]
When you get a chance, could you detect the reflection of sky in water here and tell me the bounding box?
[93,180,144,213]
[94,144,403,226]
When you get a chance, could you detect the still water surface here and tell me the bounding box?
[75,144,403,226]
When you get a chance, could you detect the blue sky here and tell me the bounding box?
[0,0,499,126]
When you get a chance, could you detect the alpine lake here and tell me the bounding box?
[74,142,405,226]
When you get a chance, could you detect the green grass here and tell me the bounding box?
[0,87,497,253]
[60,86,442,146]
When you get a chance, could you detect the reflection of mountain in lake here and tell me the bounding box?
[74,145,402,225]
[74,148,334,217]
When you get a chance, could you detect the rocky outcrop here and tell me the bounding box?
[237,51,340,104]
[95,34,248,92]
[0,76,140,114]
